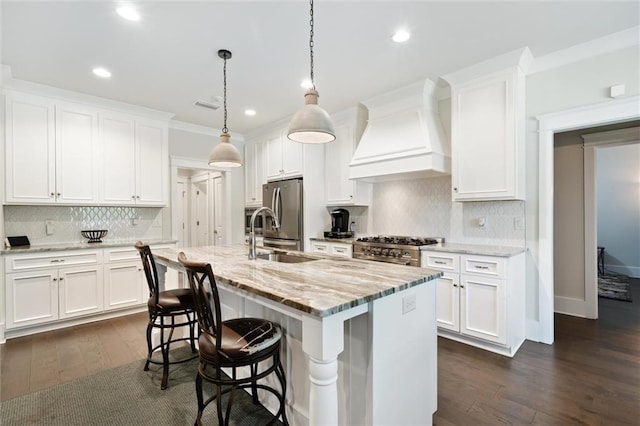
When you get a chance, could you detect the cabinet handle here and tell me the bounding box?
[50,259,65,263]
[475,265,490,270]
[434,260,446,265]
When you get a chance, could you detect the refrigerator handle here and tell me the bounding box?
[275,187,282,224]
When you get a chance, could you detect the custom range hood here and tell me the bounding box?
[349,79,450,182]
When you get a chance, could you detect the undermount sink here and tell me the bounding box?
[256,252,318,264]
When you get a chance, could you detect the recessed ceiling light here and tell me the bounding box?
[245,109,256,116]
[92,67,112,78]
[300,79,313,90]
[116,6,140,21]
[392,30,411,43]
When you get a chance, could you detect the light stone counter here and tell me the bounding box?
[1,239,176,254]
[153,244,440,426]
[154,244,440,318]
[421,242,526,257]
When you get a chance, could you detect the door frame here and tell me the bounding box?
[170,157,230,247]
[536,95,639,344]
[583,127,640,318]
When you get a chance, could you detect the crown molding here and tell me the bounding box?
[529,26,640,75]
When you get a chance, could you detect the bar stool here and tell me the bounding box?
[135,242,198,390]
[178,252,288,426]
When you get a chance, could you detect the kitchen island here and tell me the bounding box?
[153,244,441,426]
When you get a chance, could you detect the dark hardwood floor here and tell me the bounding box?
[2,280,639,425]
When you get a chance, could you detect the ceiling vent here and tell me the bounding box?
[193,97,222,110]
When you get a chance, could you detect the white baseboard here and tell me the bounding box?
[605,264,640,278]
[0,322,5,344]
[554,296,589,318]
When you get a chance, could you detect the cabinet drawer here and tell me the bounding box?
[5,250,102,273]
[330,244,352,258]
[422,252,460,272]
[105,248,138,263]
[462,255,506,278]
[311,243,329,253]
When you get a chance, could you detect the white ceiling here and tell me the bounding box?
[2,1,639,135]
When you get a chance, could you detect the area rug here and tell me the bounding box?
[0,348,283,426]
[598,273,632,302]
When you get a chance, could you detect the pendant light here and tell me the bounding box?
[208,49,242,168]
[287,0,335,143]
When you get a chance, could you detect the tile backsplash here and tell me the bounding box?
[349,176,525,247]
[4,206,165,245]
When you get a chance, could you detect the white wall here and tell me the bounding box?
[597,142,640,277]
[526,44,640,338]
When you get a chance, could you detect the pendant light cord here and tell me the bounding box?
[309,0,315,89]
[222,54,228,134]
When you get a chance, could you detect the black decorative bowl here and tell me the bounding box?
[81,230,108,243]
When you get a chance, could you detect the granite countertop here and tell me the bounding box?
[1,239,177,255]
[421,242,526,257]
[154,244,441,318]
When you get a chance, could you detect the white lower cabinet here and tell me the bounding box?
[103,247,145,311]
[5,250,103,329]
[310,240,353,258]
[422,250,525,356]
[4,244,175,334]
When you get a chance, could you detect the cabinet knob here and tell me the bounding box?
[453,283,458,287]
[56,193,61,197]
[453,187,458,192]
[132,195,136,199]
[136,195,140,199]
[50,192,55,197]
[53,277,57,281]
[460,285,465,288]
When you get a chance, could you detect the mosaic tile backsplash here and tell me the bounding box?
[4,206,164,245]
[351,176,525,247]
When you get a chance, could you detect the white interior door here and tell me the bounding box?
[191,179,209,246]
[176,180,189,248]
[212,176,224,245]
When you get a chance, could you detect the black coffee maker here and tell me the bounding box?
[325,209,353,238]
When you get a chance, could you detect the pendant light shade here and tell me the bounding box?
[208,132,242,168]
[287,89,335,143]
[287,0,335,144]
[208,49,242,168]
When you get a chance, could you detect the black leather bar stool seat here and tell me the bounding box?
[135,241,198,390]
[178,252,288,426]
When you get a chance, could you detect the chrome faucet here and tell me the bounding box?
[248,206,280,260]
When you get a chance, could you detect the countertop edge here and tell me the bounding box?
[420,243,526,257]
[1,239,178,255]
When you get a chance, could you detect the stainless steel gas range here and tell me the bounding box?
[353,235,444,267]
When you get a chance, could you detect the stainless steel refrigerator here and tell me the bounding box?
[262,178,303,251]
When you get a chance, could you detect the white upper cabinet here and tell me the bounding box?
[266,130,303,181]
[4,88,170,206]
[55,102,99,204]
[244,140,266,206]
[100,113,168,206]
[100,112,136,204]
[135,120,168,205]
[325,105,372,206]
[5,92,98,204]
[5,91,56,203]
[443,47,531,201]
